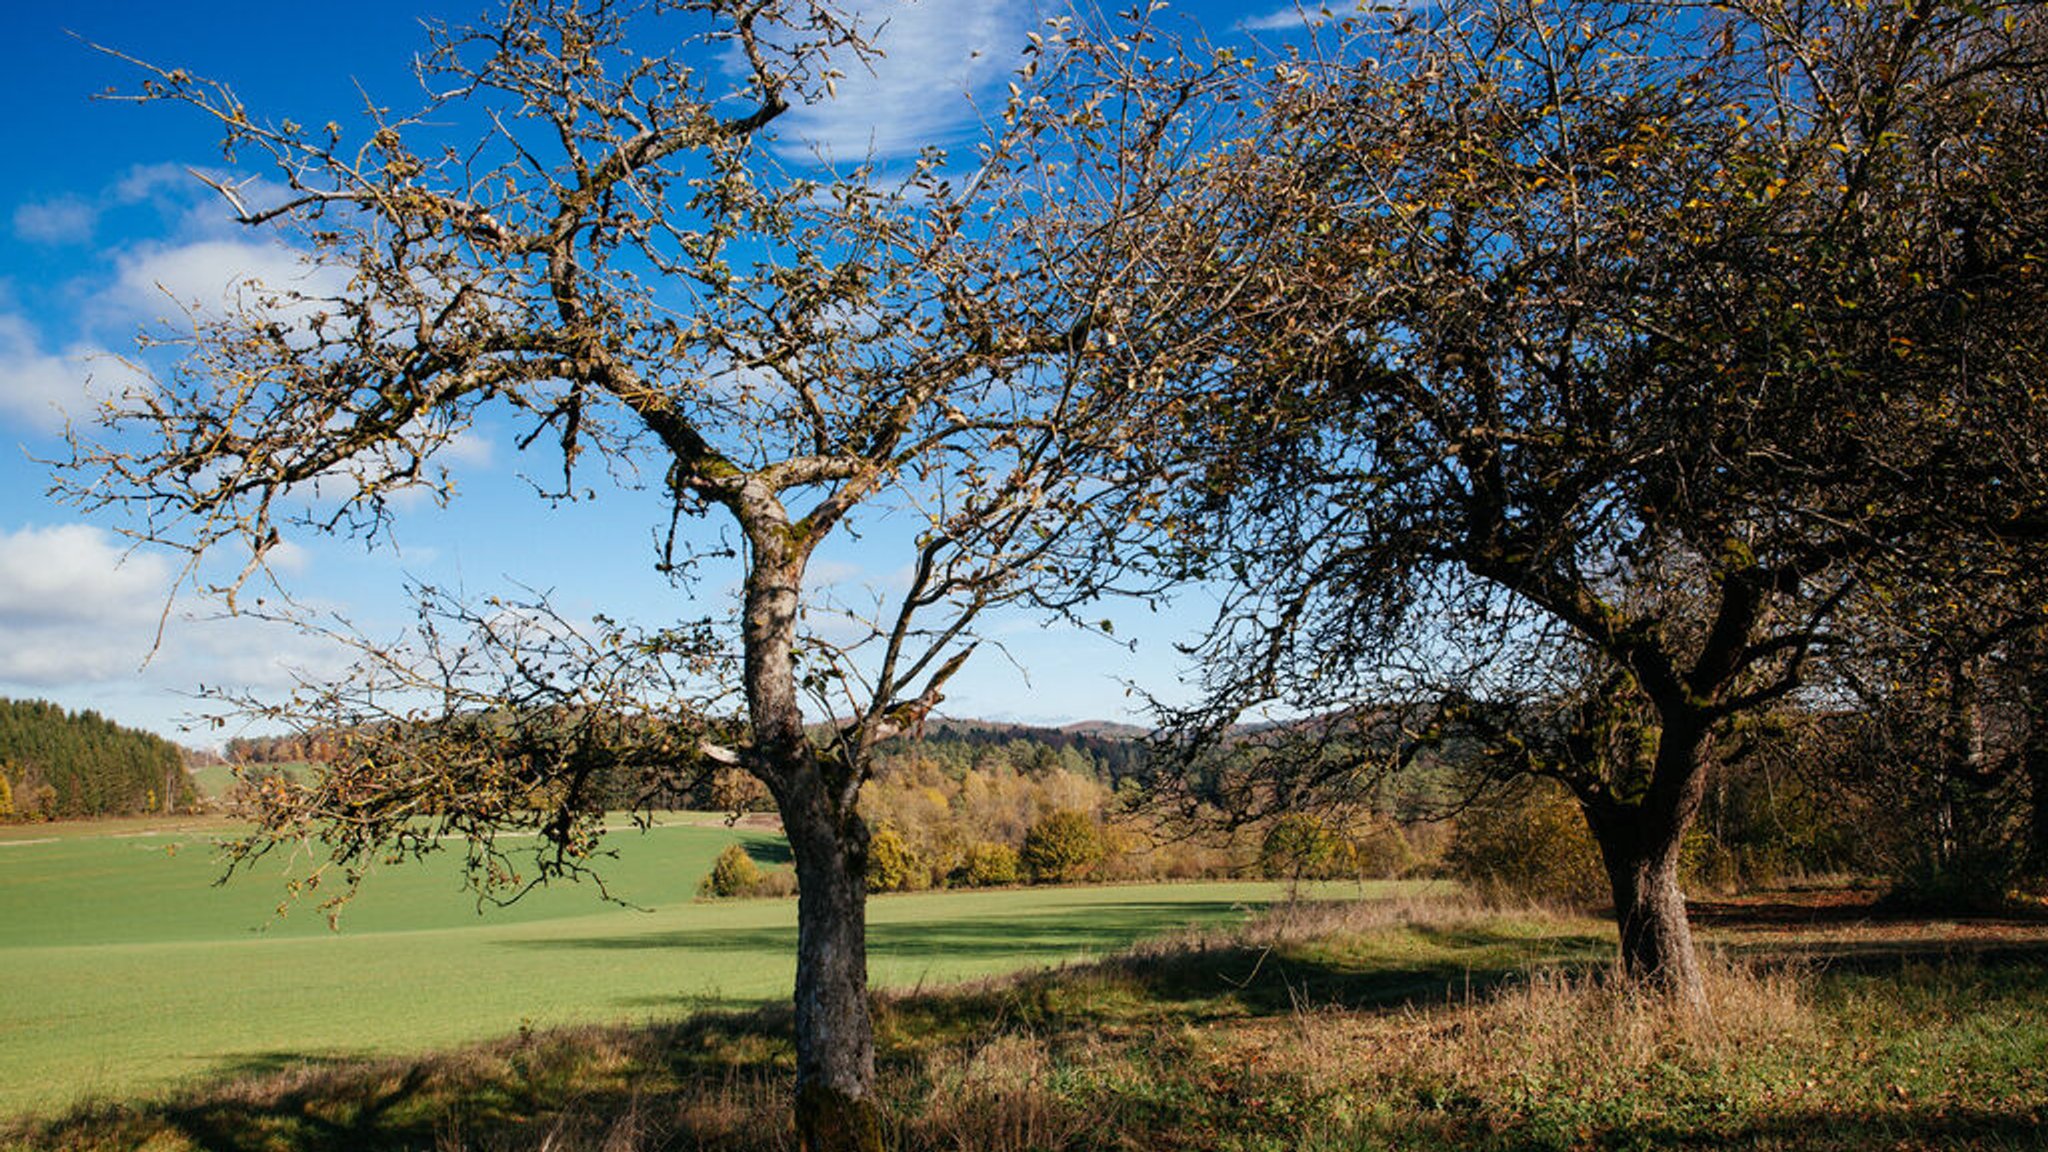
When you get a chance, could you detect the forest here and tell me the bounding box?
[0,698,196,820]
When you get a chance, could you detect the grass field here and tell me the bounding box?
[0,816,1397,1119]
[10,891,2048,1151]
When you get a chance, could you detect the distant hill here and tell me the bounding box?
[1058,720,1151,739]
[0,698,197,820]
[904,717,1151,786]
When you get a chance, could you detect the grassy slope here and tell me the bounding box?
[0,817,1386,1117]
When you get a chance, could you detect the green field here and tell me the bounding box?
[0,817,1396,1118]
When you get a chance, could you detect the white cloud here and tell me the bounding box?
[0,524,173,682]
[13,197,97,245]
[778,0,1032,161]
[112,163,197,205]
[0,314,140,434]
[0,522,356,740]
[443,430,496,469]
[113,239,342,322]
[1236,2,1410,32]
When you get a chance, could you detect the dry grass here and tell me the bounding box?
[9,892,2047,1151]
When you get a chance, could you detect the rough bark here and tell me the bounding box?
[2024,629,2048,879]
[2028,737,2048,878]
[1588,803,1705,1008]
[782,788,882,1152]
[737,512,883,1152]
[1582,719,1712,1010]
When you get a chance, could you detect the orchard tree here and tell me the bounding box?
[58,2,1165,1146]
[1074,0,2048,1003]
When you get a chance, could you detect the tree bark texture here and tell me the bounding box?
[1582,720,1712,1010]
[738,527,884,1152]
[783,789,883,1152]
[1589,807,1705,1008]
[2022,627,2048,879]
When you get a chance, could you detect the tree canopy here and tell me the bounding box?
[57,3,1173,1147]
[1057,0,2048,1002]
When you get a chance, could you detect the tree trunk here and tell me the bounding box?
[2024,630,2048,879]
[736,519,884,1152]
[781,788,883,1152]
[1587,803,1705,1008]
[1581,717,1711,1010]
[2028,738,2048,879]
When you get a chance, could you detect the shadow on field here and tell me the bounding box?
[871,920,1614,1050]
[1690,892,2048,930]
[505,898,1261,963]
[14,924,2048,1151]
[738,838,792,867]
[1563,1105,2048,1151]
[1688,892,2048,974]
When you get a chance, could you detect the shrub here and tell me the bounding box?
[699,843,764,899]
[1446,781,1608,905]
[1021,809,1104,883]
[959,841,1020,887]
[1258,813,1357,882]
[867,825,924,892]
[1352,820,1419,879]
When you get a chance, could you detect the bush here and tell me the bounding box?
[1258,814,1357,882]
[959,841,1020,887]
[699,843,765,899]
[1352,821,1419,879]
[1021,810,1105,884]
[1446,781,1608,906]
[867,825,925,892]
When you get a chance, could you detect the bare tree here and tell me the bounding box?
[1056,0,2048,1005]
[57,2,1161,1146]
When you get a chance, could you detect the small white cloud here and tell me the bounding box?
[111,163,197,203]
[778,0,1032,161]
[13,197,98,245]
[114,239,342,321]
[1236,2,1408,32]
[264,539,314,575]
[0,314,138,433]
[443,430,496,469]
[0,522,355,701]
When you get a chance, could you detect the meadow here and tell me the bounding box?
[10,891,2048,1150]
[0,815,1390,1119]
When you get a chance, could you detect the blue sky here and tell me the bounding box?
[0,0,1338,744]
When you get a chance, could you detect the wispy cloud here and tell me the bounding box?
[112,239,342,322]
[1236,2,1411,32]
[0,313,140,434]
[0,523,174,682]
[12,197,97,245]
[776,0,1033,162]
[0,522,353,734]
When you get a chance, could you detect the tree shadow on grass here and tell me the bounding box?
[16,920,2048,1152]
[504,898,1264,963]
[738,838,792,867]
[1356,1103,2048,1151]
[872,921,1615,1055]
[1690,893,2048,930]
[10,1007,809,1152]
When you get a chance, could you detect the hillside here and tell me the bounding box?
[0,698,196,819]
